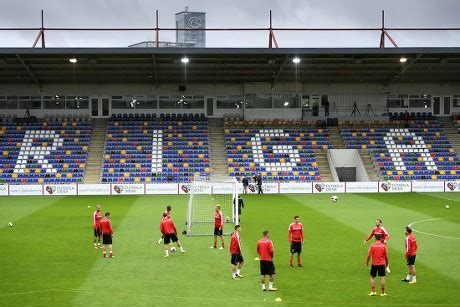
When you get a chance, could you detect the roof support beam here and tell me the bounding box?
[151,54,159,88]
[15,54,42,89]
[271,55,289,89]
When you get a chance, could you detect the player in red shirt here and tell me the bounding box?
[402,226,418,284]
[257,231,277,291]
[230,225,244,279]
[92,205,102,249]
[211,205,225,249]
[364,218,391,273]
[157,206,172,245]
[366,234,389,296]
[288,216,304,268]
[159,213,186,257]
[100,212,114,258]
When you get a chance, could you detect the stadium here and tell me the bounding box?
[0,3,459,306]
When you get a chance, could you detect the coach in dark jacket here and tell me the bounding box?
[242,177,249,194]
[253,174,263,194]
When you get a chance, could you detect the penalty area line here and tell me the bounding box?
[408,217,460,240]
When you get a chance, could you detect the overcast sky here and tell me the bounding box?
[1,0,459,48]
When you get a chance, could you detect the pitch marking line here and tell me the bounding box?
[408,217,460,240]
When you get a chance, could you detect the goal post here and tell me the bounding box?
[186,177,239,236]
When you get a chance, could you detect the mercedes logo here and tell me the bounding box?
[188,17,203,28]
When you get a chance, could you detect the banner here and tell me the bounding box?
[412,181,445,192]
[378,181,412,193]
[77,184,111,195]
[9,184,43,196]
[279,182,313,194]
[312,182,346,193]
[0,184,8,196]
[345,182,379,193]
[145,183,178,195]
[43,184,77,196]
[240,182,278,194]
[212,182,236,195]
[444,181,460,192]
[111,184,145,195]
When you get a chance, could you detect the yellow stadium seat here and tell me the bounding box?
[124,173,130,178]
[67,173,73,178]
[145,177,151,183]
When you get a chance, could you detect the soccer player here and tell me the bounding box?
[157,205,172,245]
[366,234,389,296]
[92,205,102,249]
[364,218,391,273]
[159,213,185,257]
[233,195,244,223]
[100,212,114,258]
[402,226,418,284]
[230,225,244,279]
[257,231,277,291]
[211,205,225,249]
[288,216,304,268]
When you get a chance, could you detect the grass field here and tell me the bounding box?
[0,193,459,306]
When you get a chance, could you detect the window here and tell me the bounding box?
[136,96,157,109]
[216,95,243,109]
[408,95,431,108]
[244,93,272,109]
[273,93,300,108]
[43,95,65,109]
[181,96,204,109]
[0,96,18,109]
[159,96,181,109]
[111,96,134,109]
[453,95,460,107]
[66,96,89,109]
[18,96,41,109]
[386,95,408,108]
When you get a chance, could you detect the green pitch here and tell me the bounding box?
[0,193,459,306]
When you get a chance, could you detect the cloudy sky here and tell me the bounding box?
[1,0,459,48]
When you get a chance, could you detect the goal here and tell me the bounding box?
[186,177,239,236]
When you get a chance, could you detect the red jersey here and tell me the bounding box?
[100,218,113,235]
[405,234,417,257]
[160,218,177,235]
[93,210,102,228]
[230,232,242,254]
[257,238,274,261]
[214,211,224,229]
[365,226,390,242]
[366,242,389,266]
[288,222,304,243]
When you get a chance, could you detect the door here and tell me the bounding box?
[90,97,111,117]
[206,97,214,116]
[443,96,451,115]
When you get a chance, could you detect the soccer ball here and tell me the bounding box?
[446,205,450,209]
[170,246,176,252]
[7,222,13,227]
[331,195,338,203]
[226,216,230,222]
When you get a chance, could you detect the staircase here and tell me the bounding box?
[208,118,229,179]
[314,150,333,182]
[358,149,380,181]
[328,127,344,148]
[84,118,107,184]
[438,117,460,156]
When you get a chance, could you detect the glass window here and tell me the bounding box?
[453,95,460,107]
[216,95,243,109]
[136,96,157,109]
[244,93,272,109]
[43,95,65,109]
[66,96,89,109]
[18,96,41,109]
[409,95,431,108]
[0,96,18,109]
[274,93,300,108]
[111,96,133,109]
[159,96,181,109]
[181,96,204,109]
[387,95,408,108]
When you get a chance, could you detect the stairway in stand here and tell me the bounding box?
[208,118,229,179]
[84,118,107,184]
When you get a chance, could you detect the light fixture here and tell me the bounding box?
[284,101,290,106]
[181,57,189,64]
[399,57,407,63]
[292,57,300,64]
[69,58,77,64]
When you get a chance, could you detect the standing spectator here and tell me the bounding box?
[402,226,417,284]
[254,174,263,194]
[242,177,249,194]
[324,100,330,116]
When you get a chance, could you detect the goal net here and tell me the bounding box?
[186,177,239,236]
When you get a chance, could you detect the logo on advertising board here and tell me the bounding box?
[181,184,190,194]
[314,183,324,192]
[0,184,8,196]
[113,185,123,194]
[111,184,144,195]
[380,182,390,191]
[447,181,457,191]
[45,186,55,195]
[379,181,411,192]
